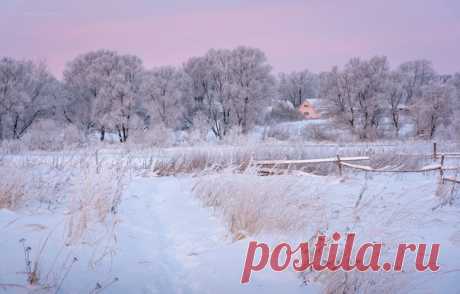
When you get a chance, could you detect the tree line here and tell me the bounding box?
[0,47,459,143]
[320,57,459,139]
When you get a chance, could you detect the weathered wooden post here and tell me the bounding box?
[337,154,342,176]
[433,142,438,160]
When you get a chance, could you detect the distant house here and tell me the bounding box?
[298,99,321,119]
[398,104,410,112]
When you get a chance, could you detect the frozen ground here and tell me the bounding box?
[0,143,460,293]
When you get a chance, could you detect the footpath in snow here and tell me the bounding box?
[0,176,309,293]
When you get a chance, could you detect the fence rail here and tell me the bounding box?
[254,156,369,166]
[255,142,460,186]
[340,162,443,173]
[443,177,460,184]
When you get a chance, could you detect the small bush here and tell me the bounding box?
[129,124,175,147]
[20,119,85,151]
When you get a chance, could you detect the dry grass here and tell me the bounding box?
[1,141,458,177]
[0,168,26,210]
[0,143,457,292]
[65,161,126,247]
[0,154,127,293]
[193,170,449,292]
[308,271,407,294]
[193,169,330,239]
[0,149,128,235]
[369,153,431,170]
[149,141,459,176]
[0,235,81,293]
[0,157,81,211]
[152,149,252,176]
[0,182,25,210]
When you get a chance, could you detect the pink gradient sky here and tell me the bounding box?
[1,0,459,77]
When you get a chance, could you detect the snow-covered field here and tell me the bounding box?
[1,142,460,293]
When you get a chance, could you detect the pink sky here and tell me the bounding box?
[1,0,459,77]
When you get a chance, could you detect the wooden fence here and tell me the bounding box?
[254,142,460,185]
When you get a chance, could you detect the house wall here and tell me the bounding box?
[298,101,321,119]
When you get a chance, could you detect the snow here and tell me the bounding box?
[192,171,460,293]
[1,145,460,293]
[0,175,309,293]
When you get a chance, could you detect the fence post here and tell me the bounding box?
[440,154,445,183]
[337,154,342,176]
[433,142,438,160]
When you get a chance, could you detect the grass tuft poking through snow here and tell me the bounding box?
[0,168,26,210]
[65,162,126,246]
[193,168,329,240]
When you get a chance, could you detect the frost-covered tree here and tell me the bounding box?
[64,50,144,142]
[184,46,275,139]
[278,70,318,107]
[397,60,435,104]
[0,57,59,140]
[140,66,192,130]
[319,67,347,116]
[384,71,406,136]
[448,73,460,100]
[448,73,460,138]
[105,54,144,142]
[449,72,460,114]
[410,83,455,139]
[228,47,275,132]
[321,56,389,139]
[196,48,234,138]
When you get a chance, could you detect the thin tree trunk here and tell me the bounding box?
[17,111,42,139]
[242,97,249,134]
[298,88,302,107]
[13,114,19,139]
[122,124,128,142]
[392,111,400,138]
[430,115,436,139]
[100,126,105,141]
[0,114,3,141]
[116,126,123,143]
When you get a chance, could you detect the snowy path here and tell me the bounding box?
[0,176,308,293]
[110,176,307,294]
